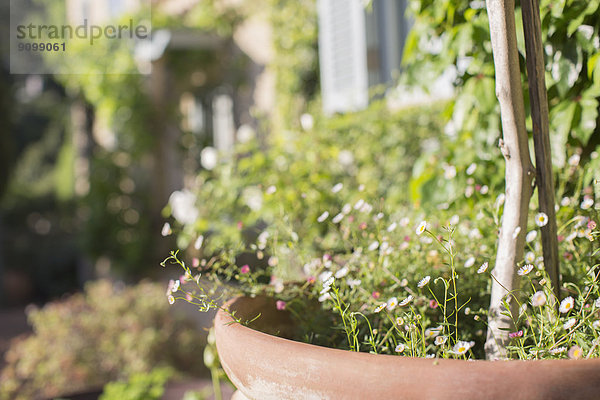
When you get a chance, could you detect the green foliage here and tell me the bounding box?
[0,280,205,400]
[404,0,600,174]
[99,367,174,400]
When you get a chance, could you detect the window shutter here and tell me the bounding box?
[318,0,368,115]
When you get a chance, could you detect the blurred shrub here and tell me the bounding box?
[0,280,204,400]
[99,367,173,400]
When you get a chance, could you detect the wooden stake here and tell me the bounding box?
[521,0,561,301]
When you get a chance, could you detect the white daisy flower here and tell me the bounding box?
[341,203,352,214]
[449,215,460,226]
[518,264,534,276]
[194,235,204,250]
[525,252,535,264]
[172,279,180,293]
[417,276,431,288]
[477,262,489,274]
[334,267,349,279]
[346,278,361,288]
[161,222,172,237]
[317,211,329,223]
[559,296,575,313]
[167,295,175,305]
[399,295,413,307]
[548,346,566,355]
[399,217,410,227]
[531,291,546,307]
[318,293,331,302]
[450,341,474,355]
[265,185,277,195]
[416,221,427,235]
[466,163,477,175]
[424,326,442,338]
[332,213,344,223]
[535,212,548,227]
[595,298,600,308]
[581,197,594,210]
[563,318,577,330]
[374,303,387,313]
[386,297,399,310]
[526,230,537,243]
[464,257,476,268]
[592,320,600,330]
[395,343,405,353]
[368,241,380,251]
[331,183,344,193]
[561,197,571,207]
[354,199,365,210]
[568,154,580,166]
[435,335,447,346]
[480,185,489,194]
[387,222,397,232]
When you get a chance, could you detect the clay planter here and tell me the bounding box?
[215,296,600,400]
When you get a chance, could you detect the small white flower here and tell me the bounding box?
[548,346,566,355]
[167,295,175,305]
[525,251,535,264]
[300,113,314,130]
[200,146,218,170]
[399,295,413,307]
[341,204,352,214]
[435,335,447,346]
[518,264,534,276]
[346,278,361,288]
[477,262,489,274]
[354,199,365,210]
[332,213,344,223]
[592,320,600,330]
[172,280,180,293]
[338,150,354,167]
[387,222,397,232]
[400,278,408,287]
[450,341,474,355]
[595,298,600,308]
[444,165,457,180]
[358,184,365,192]
[375,212,384,220]
[265,185,276,195]
[334,267,349,279]
[526,230,537,243]
[568,154,580,166]
[331,183,344,193]
[416,221,427,235]
[449,215,460,226]
[161,222,172,237]
[464,257,476,268]
[417,276,431,288]
[399,217,410,227]
[535,212,549,227]
[194,235,204,250]
[386,297,399,310]
[581,197,594,210]
[563,318,577,330]
[561,197,571,207]
[368,241,379,251]
[559,296,575,313]
[424,326,442,338]
[465,186,474,198]
[512,226,521,239]
[318,293,331,302]
[374,303,387,313]
[531,291,546,307]
[317,211,329,223]
[480,185,489,195]
[395,343,405,353]
[466,163,477,175]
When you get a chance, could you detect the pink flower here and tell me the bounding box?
[509,330,523,339]
[306,276,316,284]
[557,235,565,242]
[563,252,573,261]
[237,221,243,230]
[192,257,200,268]
[403,235,411,242]
[276,300,286,310]
[359,222,367,230]
[588,220,597,230]
[372,291,381,299]
[240,265,250,274]
[429,300,439,309]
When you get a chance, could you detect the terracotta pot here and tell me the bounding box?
[215,296,600,400]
